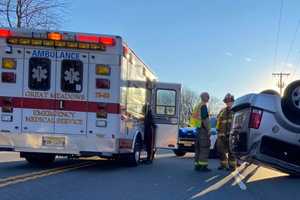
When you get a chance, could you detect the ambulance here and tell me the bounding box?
[0,28,181,166]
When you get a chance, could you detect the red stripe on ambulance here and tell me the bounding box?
[0,96,120,114]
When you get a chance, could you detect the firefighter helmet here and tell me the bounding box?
[223,93,234,103]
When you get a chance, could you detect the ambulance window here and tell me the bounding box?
[29,57,51,91]
[156,89,176,116]
[61,60,83,93]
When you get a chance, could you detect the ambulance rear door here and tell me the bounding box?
[152,82,181,149]
[54,50,88,135]
[22,48,56,133]
[0,45,24,133]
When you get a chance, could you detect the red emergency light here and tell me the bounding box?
[76,34,115,46]
[76,34,99,43]
[0,28,12,38]
[99,37,115,46]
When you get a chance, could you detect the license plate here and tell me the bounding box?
[179,141,194,147]
[42,136,65,147]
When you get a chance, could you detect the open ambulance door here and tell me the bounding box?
[152,82,181,149]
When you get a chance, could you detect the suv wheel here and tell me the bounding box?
[260,89,280,96]
[282,80,300,124]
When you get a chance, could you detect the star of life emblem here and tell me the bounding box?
[32,66,48,82]
[64,68,80,84]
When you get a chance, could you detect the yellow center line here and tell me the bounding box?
[0,161,96,188]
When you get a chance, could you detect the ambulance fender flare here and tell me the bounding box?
[132,131,142,151]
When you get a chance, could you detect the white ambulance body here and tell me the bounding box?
[0,28,181,165]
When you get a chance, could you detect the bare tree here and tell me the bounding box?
[180,87,199,127]
[0,0,68,29]
[180,88,224,127]
[208,96,224,117]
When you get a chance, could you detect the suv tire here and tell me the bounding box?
[282,80,300,124]
[260,89,280,96]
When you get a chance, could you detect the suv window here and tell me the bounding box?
[61,60,83,93]
[29,57,51,91]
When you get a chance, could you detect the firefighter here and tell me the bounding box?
[216,93,236,170]
[190,92,211,172]
[144,104,156,164]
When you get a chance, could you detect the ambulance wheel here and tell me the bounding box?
[127,136,142,167]
[23,153,56,166]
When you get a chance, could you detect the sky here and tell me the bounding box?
[65,0,300,99]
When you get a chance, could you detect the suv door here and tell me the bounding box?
[153,83,181,149]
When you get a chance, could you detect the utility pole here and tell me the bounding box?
[272,72,290,95]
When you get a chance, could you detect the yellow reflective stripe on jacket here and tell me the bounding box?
[216,108,225,130]
[220,119,232,123]
[197,161,208,166]
[189,103,202,128]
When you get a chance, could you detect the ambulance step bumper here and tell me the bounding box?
[0,132,118,156]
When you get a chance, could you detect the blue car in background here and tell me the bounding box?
[173,117,218,158]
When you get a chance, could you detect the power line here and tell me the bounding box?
[272,72,290,95]
[273,0,284,71]
[284,20,300,67]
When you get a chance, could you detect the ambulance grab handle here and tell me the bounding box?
[59,100,65,110]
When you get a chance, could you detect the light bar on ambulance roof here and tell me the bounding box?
[0,28,12,38]
[48,32,63,40]
[99,37,115,46]
[4,30,109,51]
[76,34,116,46]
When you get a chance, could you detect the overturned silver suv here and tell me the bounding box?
[230,80,300,175]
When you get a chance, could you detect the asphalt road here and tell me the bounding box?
[0,151,299,200]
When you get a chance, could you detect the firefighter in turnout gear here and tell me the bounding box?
[216,93,236,170]
[190,92,211,172]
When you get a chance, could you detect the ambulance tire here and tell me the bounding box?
[24,153,56,166]
[127,136,142,167]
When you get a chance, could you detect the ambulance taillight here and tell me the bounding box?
[2,72,16,83]
[96,79,110,89]
[96,65,110,76]
[2,58,16,69]
[97,103,108,119]
[2,97,13,113]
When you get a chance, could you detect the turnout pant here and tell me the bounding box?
[194,127,210,167]
[217,135,236,168]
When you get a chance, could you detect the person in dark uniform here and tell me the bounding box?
[216,93,236,170]
[190,92,211,172]
[144,104,156,163]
